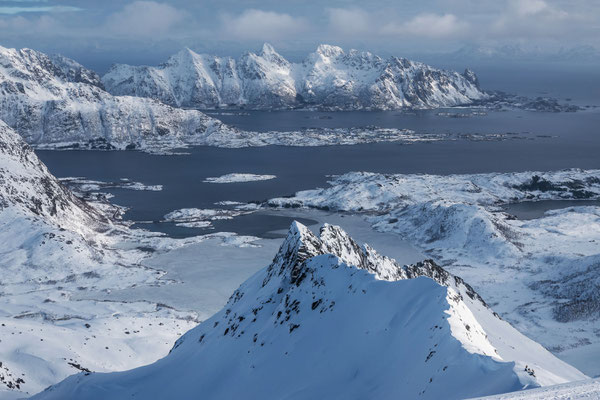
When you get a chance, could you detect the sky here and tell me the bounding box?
[0,0,599,72]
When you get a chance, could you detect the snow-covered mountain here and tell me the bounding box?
[0,45,238,151]
[33,222,585,400]
[268,170,600,376]
[102,43,487,110]
[0,119,104,232]
[0,120,207,398]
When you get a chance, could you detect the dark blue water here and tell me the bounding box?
[37,105,600,238]
[503,200,600,220]
[35,63,600,237]
[207,107,599,135]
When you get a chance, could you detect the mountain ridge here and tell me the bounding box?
[0,44,239,151]
[31,221,586,400]
[102,43,487,110]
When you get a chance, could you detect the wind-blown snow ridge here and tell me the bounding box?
[102,43,487,110]
[32,222,585,400]
[469,378,600,399]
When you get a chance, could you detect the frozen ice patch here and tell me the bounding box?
[204,173,277,184]
[163,208,253,228]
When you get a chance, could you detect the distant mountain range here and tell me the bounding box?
[32,221,585,399]
[102,43,488,110]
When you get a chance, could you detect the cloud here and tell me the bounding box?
[381,13,468,38]
[510,0,550,16]
[327,8,371,36]
[0,5,80,15]
[491,0,573,38]
[0,14,59,33]
[220,9,308,40]
[104,1,186,37]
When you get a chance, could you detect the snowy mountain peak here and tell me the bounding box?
[32,222,586,400]
[266,220,323,284]
[315,43,345,58]
[463,68,480,88]
[257,42,289,67]
[0,120,103,229]
[260,42,277,56]
[166,47,198,65]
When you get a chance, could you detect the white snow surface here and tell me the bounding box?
[269,169,600,376]
[59,177,162,192]
[0,121,262,397]
[162,207,253,229]
[203,173,276,183]
[102,43,487,110]
[470,378,600,399]
[31,222,585,400]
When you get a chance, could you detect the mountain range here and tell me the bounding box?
[102,43,487,110]
[0,45,237,151]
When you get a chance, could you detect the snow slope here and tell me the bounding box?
[32,222,585,400]
[470,378,600,399]
[102,43,487,110]
[0,120,263,397]
[269,169,600,376]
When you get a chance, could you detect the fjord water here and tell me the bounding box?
[35,63,600,238]
[37,107,600,237]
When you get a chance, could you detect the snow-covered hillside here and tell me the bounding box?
[0,45,241,151]
[0,121,265,398]
[269,170,600,376]
[102,43,487,110]
[470,378,600,399]
[32,222,585,400]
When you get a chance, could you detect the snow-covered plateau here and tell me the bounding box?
[31,222,586,400]
[269,169,600,377]
[0,118,261,397]
[102,43,487,111]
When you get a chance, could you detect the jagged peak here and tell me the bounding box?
[319,223,366,268]
[462,68,480,88]
[166,47,202,65]
[266,221,323,281]
[257,42,288,66]
[315,44,345,58]
[260,43,277,56]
